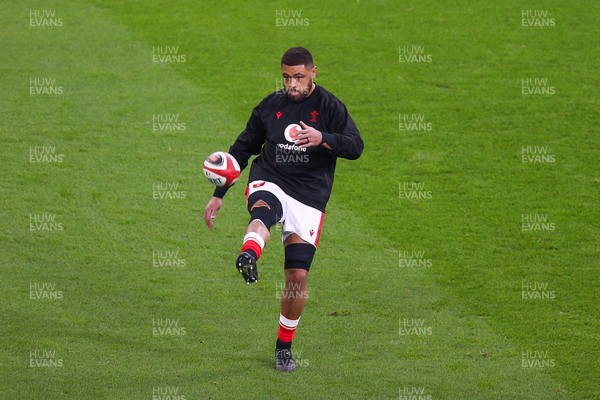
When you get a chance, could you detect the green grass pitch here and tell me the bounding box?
[1,1,598,399]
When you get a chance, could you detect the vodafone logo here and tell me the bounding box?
[284,123,302,143]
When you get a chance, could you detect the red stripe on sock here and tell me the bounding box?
[242,239,262,260]
[278,323,296,342]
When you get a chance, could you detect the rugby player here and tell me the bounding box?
[203,47,363,371]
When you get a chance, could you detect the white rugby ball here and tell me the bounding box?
[203,151,241,187]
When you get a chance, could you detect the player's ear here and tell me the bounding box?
[311,65,317,79]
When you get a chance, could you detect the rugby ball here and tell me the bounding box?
[203,151,241,187]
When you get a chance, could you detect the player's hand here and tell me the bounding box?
[204,196,222,230]
[296,121,323,148]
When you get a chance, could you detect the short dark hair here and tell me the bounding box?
[281,47,314,67]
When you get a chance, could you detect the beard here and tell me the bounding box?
[284,80,313,102]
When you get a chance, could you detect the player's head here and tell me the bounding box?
[281,47,317,102]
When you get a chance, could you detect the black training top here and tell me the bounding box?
[213,85,363,212]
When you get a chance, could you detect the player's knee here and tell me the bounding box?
[284,243,316,271]
[250,199,270,210]
[284,268,308,284]
[247,191,282,230]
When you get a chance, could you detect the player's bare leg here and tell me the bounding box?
[281,233,310,318]
[276,233,313,371]
[236,199,274,284]
[245,200,271,243]
[280,268,308,319]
